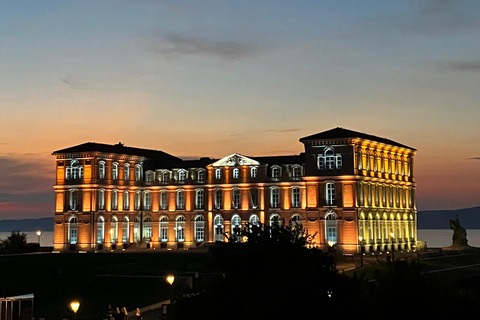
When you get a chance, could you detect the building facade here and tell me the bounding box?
[52,128,417,254]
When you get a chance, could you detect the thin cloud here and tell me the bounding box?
[468,157,480,160]
[148,33,262,61]
[439,61,480,72]
[60,76,91,90]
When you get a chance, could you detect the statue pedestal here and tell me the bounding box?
[442,244,472,251]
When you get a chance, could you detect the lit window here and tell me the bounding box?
[250,214,260,226]
[270,187,279,208]
[195,189,204,209]
[233,168,239,179]
[68,215,78,244]
[231,215,242,239]
[97,216,105,244]
[99,161,105,179]
[290,214,302,228]
[178,170,186,182]
[122,217,129,242]
[251,167,258,178]
[162,171,170,182]
[326,183,335,206]
[135,164,142,181]
[69,189,78,210]
[215,168,222,179]
[135,191,141,210]
[112,190,118,210]
[269,213,281,227]
[143,217,152,240]
[271,166,280,179]
[292,166,302,179]
[197,169,205,182]
[112,162,119,180]
[145,171,154,182]
[214,215,224,242]
[292,187,300,208]
[124,163,130,180]
[123,191,129,211]
[176,216,186,242]
[160,216,168,242]
[111,216,118,243]
[144,191,151,210]
[177,190,185,210]
[250,188,258,209]
[318,148,342,170]
[160,190,168,210]
[98,189,105,210]
[215,189,222,209]
[325,211,337,244]
[195,215,205,242]
[66,160,83,180]
[232,189,240,209]
[134,217,140,242]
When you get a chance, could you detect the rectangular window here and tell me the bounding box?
[98,190,105,210]
[215,190,222,209]
[196,190,204,209]
[233,189,240,209]
[326,183,335,205]
[250,188,258,209]
[177,191,185,210]
[160,191,168,210]
[144,192,151,210]
[292,188,300,208]
[123,192,129,211]
[271,188,279,208]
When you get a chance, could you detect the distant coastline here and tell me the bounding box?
[0,206,478,232]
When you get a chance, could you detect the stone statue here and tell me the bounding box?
[449,215,468,247]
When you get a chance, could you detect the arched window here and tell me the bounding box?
[123,191,129,211]
[318,148,342,170]
[291,187,300,208]
[123,216,129,242]
[144,191,152,210]
[98,189,105,210]
[162,171,170,182]
[214,215,224,242]
[160,190,168,210]
[232,189,240,209]
[177,190,185,210]
[251,167,258,178]
[195,189,204,209]
[215,189,222,209]
[112,162,119,180]
[112,189,118,210]
[99,161,105,179]
[231,215,242,238]
[249,214,260,226]
[197,169,205,182]
[124,163,130,180]
[135,164,142,181]
[145,171,154,182]
[69,189,78,211]
[195,215,205,242]
[290,214,302,229]
[269,213,281,227]
[176,216,186,242]
[233,168,240,179]
[134,217,141,243]
[270,187,279,208]
[215,168,222,179]
[66,159,83,180]
[292,166,302,179]
[68,215,78,244]
[111,216,118,243]
[160,216,168,242]
[143,217,152,240]
[97,216,105,244]
[325,211,337,244]
[271,166,280,179]
[178,169,186,182]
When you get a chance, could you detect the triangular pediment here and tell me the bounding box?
[210,153,260,167]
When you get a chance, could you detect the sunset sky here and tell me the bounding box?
[1,0,479,219]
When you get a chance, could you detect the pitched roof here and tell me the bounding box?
[52,142,182,161]
[300,127,415,150]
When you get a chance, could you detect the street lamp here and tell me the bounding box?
[70,301,80,319]
[390,232,395,261]
[166,275,175,286]
[36,230,42,245]
[359,236,364,268]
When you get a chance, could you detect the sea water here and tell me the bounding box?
[0,229,477,248]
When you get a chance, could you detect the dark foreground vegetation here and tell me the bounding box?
[2,225,480,319]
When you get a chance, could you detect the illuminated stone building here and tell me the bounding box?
[52,128,417,254]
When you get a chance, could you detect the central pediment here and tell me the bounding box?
[210,153,260,167]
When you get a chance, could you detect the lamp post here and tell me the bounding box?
[70,301,80,320]
[36,230,42,245]
[390,232,395,262]
[359,236,364,268]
